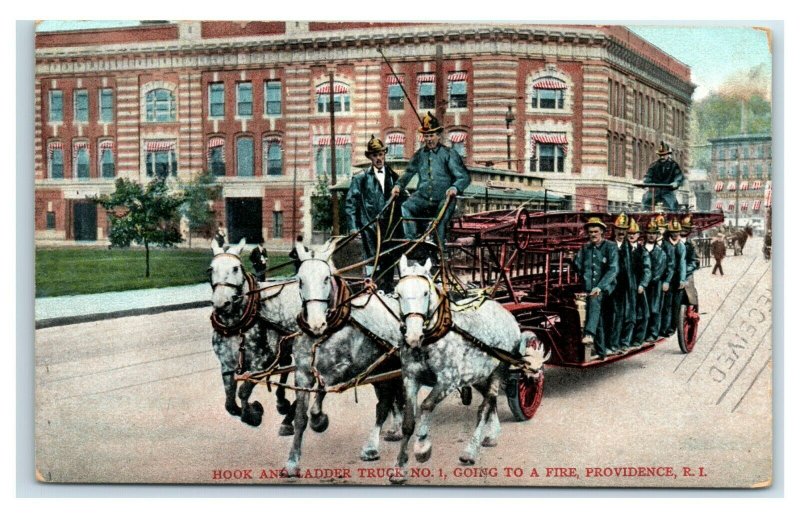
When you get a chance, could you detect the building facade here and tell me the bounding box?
[34,21,694,247]
[708,134,772,233]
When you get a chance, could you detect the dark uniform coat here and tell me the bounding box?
[660,239,686,336]
[642,158,685,212]
[628,242,652,346]
[396,143,471,244]
[573,239,619,356]
[608,239,638,351]
[644,242,668,341]
[249,245,269,281]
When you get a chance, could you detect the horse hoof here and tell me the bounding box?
[360,449,380,462]
[383,429,403,442]
[278,423,294,436]
[241,402,264,427]
[414,439,432,463]
[276,398,291,416]
[282,466,300,478]
[389,471,407,485]
[482,437,498,448]
[459,455,476,465]
[225,402,242,417]
[310,413,329,433]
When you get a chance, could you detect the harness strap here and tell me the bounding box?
[450,323,528,369]
[421,286,453,347]
[296,276,352,337]
[210,272,261,338]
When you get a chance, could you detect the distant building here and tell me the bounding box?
[687,168,711,212]
[34,21,694,245]
[708,134,771,232]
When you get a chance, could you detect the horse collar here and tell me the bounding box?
[211,272,261,337]
[420,283,452,347]
[296,276,352,338]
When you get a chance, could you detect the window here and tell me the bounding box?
[530,134,566,173]
[146,89,176,122]
[448,72,467,109]
[237,82,252,117]
[449,131,467,158]
[316,82,350,113]
[49,90,63,122]
[145,142,177,178]
[208,138,225,176]
[48,144,63,179]
[265,138,283,175]
[418,75,435,110]
[265,81,281,115]
[74,90,89,123]
[315,138,351,176]
[272,211,284,239]
[743,146,750,159]
[755,164,763,178]
[388,83,404,111]
[386,133,405,159]
[99,88,114,122]
[46,212,56,230]
[99,142,115,178]
[237,136,254,177]
[74,145,89,179]
[209,83,225,118]
[531,78,566,110]
[742,164,749,178]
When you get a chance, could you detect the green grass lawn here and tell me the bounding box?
[36,247,293,297]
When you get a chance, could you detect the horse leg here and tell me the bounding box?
[461,369,503,465]
[361,382,395,461]
[390,376,420,485]
[275,372,292,416]
[413,384,449,464]
[222,372,242,417]
[284,371,312,478]
[309,391,329,433]
[384,379,405,442]
[238,380,264,427]
[279,400,296,437]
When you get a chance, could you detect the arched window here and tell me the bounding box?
[448,131,467,158]
[208,137,225,176]
[237,136,254,177]
[145,88,176,122]
[529,133,567,173]
[73,142,90,179]
[386,132,405,159]
[99,141,115,178]
[264,137,283,175]
[531,77,566,110]
[48,142,63,179]
[316,82,351,113]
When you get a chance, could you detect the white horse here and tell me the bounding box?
[391,255,548,483]
[209,238,294,434]
[284,240,404,477]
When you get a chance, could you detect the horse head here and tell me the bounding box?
[395,255,436,349]
[209,237,248,314]
[296,239,337,336]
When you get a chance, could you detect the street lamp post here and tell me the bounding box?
[505,105,515,171]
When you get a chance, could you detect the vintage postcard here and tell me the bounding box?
[33,21,775,488]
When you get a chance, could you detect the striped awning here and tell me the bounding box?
[739,181,749,191]
[448,71,467,82]
[315,135,351,146]
[417,73,435,83]
[315,83,349,95]
[728,201,735,211]
[753,200,762,211]
[531,133,568,152]
[449,132,467,143]
[727,181,737,191]
[741,201,749,212]
[264,136,282,150]
[715,201,723,210]
[386,133,405,144]
[765,183,772,207]
[99,141,114,150]
[208,137,225,148]
[146,141,175,152]
[48,141,62,158]
[73,141,88,158]
[752,180,762,189]
[532,78,567,90]
[387,75,404,85]
[714,181,724,192]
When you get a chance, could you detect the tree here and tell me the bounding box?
[180,170,222,247]
[310,174,332,232]
[93,178,184,277]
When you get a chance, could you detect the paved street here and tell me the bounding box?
[34,237,772,488]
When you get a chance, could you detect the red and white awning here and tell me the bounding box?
[48,141,62,158]
[753,200,762,211]
[208,137,225,148]
[448,71,467,82]
[264,136,282,150]
[72,141,88,158]
[532,78,567,90]
[146,141,175,152]
[386,133,405,144]
[531,133,568,151]
[752,180,762,189]
[727,181,737,191]
[739,181,749,190]
[715,201,723,210]
[315,83,349,95]
[765,182,772,207]
[387,75,404,85]
[315,135,351,146]
[449,132,467,143]
[714,181,724,192]
[728,201,735,211]
[99,140,114,150]
[417,73,435,83]
[741,201,749,212]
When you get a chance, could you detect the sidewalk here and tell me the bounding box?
[35,283,211,329]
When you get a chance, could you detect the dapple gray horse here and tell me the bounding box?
[391,255,547,483]
[284,240,404,477]
[209,238,294,434]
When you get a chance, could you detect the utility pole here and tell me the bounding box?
[505,105,515,170]
[291,136,298,241]
[435,45,446,124]
[734,144,740,229]
[328,72,339,236]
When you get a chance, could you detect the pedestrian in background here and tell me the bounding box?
[249,237,269,282]
[289,235,304,274]
[214,223,226,247]
[711,233,726,276]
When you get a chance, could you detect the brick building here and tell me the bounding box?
[34,21,694,246]
[708,133,772,233]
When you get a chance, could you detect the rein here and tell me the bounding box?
[210,271,261,338]
[296,275,352,338]
[397,275,453,347]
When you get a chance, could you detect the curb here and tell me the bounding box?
[35,300,211,329]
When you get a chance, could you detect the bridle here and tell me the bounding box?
[209,253,248,293]
[296,258,351,337]
[209,253,260,338]
[396,274,452,346]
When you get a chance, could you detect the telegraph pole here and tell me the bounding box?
[734,145,740,229]
[328,72,339,236]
